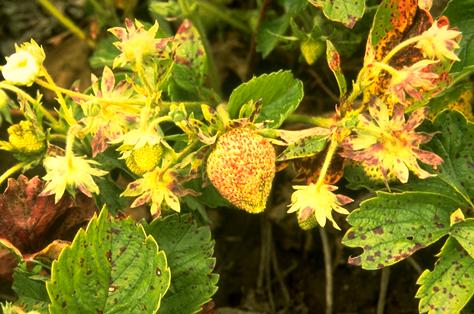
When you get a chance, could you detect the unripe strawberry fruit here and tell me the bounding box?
[8,120,45,154]
[125,144,162,175]
[206,127,276,213]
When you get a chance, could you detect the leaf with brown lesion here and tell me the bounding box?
[0,175,97,282]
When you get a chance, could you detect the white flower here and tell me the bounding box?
[288,183,352,230]
[2,40,45,86]
[41,155,107,202]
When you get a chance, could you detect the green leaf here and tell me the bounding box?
[12,262,49,312]
[257,16,291,58]
[342,191,461,270]
[325,40,347,97]
[451,218,474,258]
[443,0,474,73]
[145,214,218,314]
[416,238,474,314]
[256,0,307,57]
[309,0,365,28]
[227,71,304,128]
[425,111,474,204]
[277,135,328,161]
[47,207,170,314]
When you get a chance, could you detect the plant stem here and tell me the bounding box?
[40,67,76,126]
[377,268,391,314]
[0,82,58,126]
[36,0,95,48]
[0,162,29,186]
[315,133,339,188]
[381,35,422,65]
[319,227,333,314]
[286,113,334,128]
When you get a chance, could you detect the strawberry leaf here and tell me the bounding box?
[309,0,365,29]
[416,238,474,313]
[227,71,304,128]
[47,207,170,314]
[145,214,218,314]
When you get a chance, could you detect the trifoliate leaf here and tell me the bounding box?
[416,238,474,313]
[342,191,460,270]
[47,207,170,314]
[227,71,304,128]
[145,214,218,314]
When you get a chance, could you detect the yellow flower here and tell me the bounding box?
[341,102,443,183]
[41,154,107,203]
[288,183,352,230]
[108,19,171,68]
[1,40,45,86]
[415,18,461,61]
[122,169,189,216]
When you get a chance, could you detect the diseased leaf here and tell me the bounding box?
[309,0,365,28]
[145,214,218,314]
[416,238,474,314]
[443,0,474,72]
[325,40,347,97]
[342,191,459,270]
[425,111,474,202]
[0,175,96,280]
[365,0,417,62]
[227,71,304,128]
[277,135,328,161]
[450,218,474,258]
[47,207,170,314]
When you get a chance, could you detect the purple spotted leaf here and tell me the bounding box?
[416,238,474,313]
[47,207,170,314]
[342,191,459,270]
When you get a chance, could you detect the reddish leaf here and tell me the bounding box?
[0,175,97,280]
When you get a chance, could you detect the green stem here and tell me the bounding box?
[178,0,222,95]
[35,78,144,107]
[0,162,29,186]
[0,82,59,127]
[40,68,76,126]
[286,113,334,128]
[381,35,422,65]
[36,0,95,48]
[315,133,339,188]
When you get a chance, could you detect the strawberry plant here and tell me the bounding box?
[0,0,473,313]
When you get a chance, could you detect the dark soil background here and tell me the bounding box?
[0,1,455,313]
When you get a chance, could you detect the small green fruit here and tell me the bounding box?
[125,144,162,175]
[8,120,45,154]
[300,38,325,65]
[206,127,276,213]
